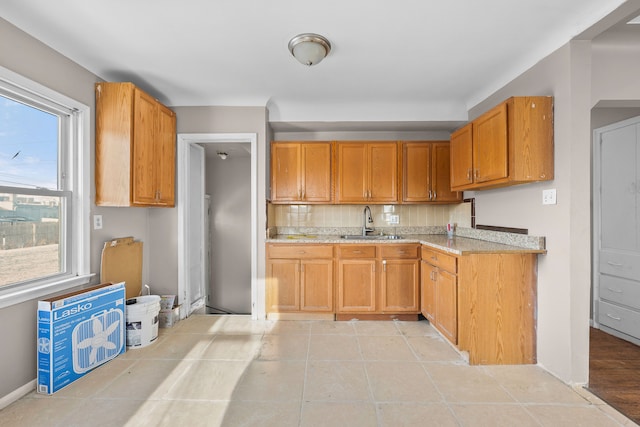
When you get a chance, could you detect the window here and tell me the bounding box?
[0,66,90,307]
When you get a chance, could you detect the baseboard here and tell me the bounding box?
[0,380,35,410]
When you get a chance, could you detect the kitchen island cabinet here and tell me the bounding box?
[450,96,553,191]
[95,82,176,207]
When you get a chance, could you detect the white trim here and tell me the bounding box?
[0,65,91,308]
[177,133,259,319]
[0,380,35,410]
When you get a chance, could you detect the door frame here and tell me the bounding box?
[177,133,259,319]
[591,115,640,327]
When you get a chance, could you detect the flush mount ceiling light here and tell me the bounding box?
[217,152,228,160]
[288,33,331,66]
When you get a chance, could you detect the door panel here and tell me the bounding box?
[337,143,367,202]
[473,103,508,183]
[369,143,398,202]
[187,143,206,313]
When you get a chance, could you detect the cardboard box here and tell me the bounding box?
[37,282,126,394]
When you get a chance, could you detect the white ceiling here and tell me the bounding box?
[0,0,634,131]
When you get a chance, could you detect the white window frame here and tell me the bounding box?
[0,65,91,308]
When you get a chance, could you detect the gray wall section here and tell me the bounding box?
[0,18,154,398]
[206,153,252,314]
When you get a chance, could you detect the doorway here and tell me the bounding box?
[203,142,252,314]
[177,133,258,319]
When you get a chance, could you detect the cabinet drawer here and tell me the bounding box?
[380,244,419,259]
[268,244,333,259]
[421,248,457,273]
[598,300,640,340]
[338,245,377,258]
[600,250,640,282]
[599,274,640,311]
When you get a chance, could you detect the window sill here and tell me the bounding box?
[0,274,95,309]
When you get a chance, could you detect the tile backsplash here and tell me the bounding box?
[269,202,472,229]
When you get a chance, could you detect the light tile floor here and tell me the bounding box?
[1,315,638,427]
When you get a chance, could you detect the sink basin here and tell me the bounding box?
[340,234,403,240]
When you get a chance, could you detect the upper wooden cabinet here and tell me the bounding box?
[402,141,462,203]
[336,142,399,203]
[271,142,332,203]
[95,82,176,207]
[450,96,553,191]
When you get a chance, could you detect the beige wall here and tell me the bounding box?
[168,106,269,316]
[0,18,156,398]
[465,42,591,383]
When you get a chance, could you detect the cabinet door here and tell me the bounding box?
[380,259,419,312]
[336,143,368,203]
[266,259,300,312]
[435,269,457,344]
[301,143,332,203]
[473,102,508,184]
[132,88,158,205]
[402,143,431,202]
[301,259,333,312]
[271,143,301,202]
[450,123,473,190]
[156,104,176,206]
[337,259,376,312]
[369,143,398,202]
[420,260,436,322]
[431,143,461,203]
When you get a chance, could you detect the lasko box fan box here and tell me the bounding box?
[37,282,126,394]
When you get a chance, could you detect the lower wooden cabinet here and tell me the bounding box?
[457,253,537,365]
[421,247,458,343]
[337,258,377,312]
[267,243,420,317]
[336,244,420,315]
[266,244,334,314]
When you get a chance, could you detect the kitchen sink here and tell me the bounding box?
[340,234,404,240]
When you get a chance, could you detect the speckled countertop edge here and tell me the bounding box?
[266,227,546,255]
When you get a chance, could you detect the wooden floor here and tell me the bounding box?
[588,327,640,424]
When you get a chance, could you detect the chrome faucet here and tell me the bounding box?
[362,206,374,236]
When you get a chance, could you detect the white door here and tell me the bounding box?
[186,143,206,314]
[593,116,640,343]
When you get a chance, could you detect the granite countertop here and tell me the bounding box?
[266,233,546,255]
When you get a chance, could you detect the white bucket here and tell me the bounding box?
[125,295,160,348]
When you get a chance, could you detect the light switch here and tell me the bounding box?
[388,214,400,224]
[93,214,103,230]
[542,189,557,205]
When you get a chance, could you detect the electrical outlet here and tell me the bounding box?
[389,214,400,224]
[542,189,557,205]
[93,214,103,230]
